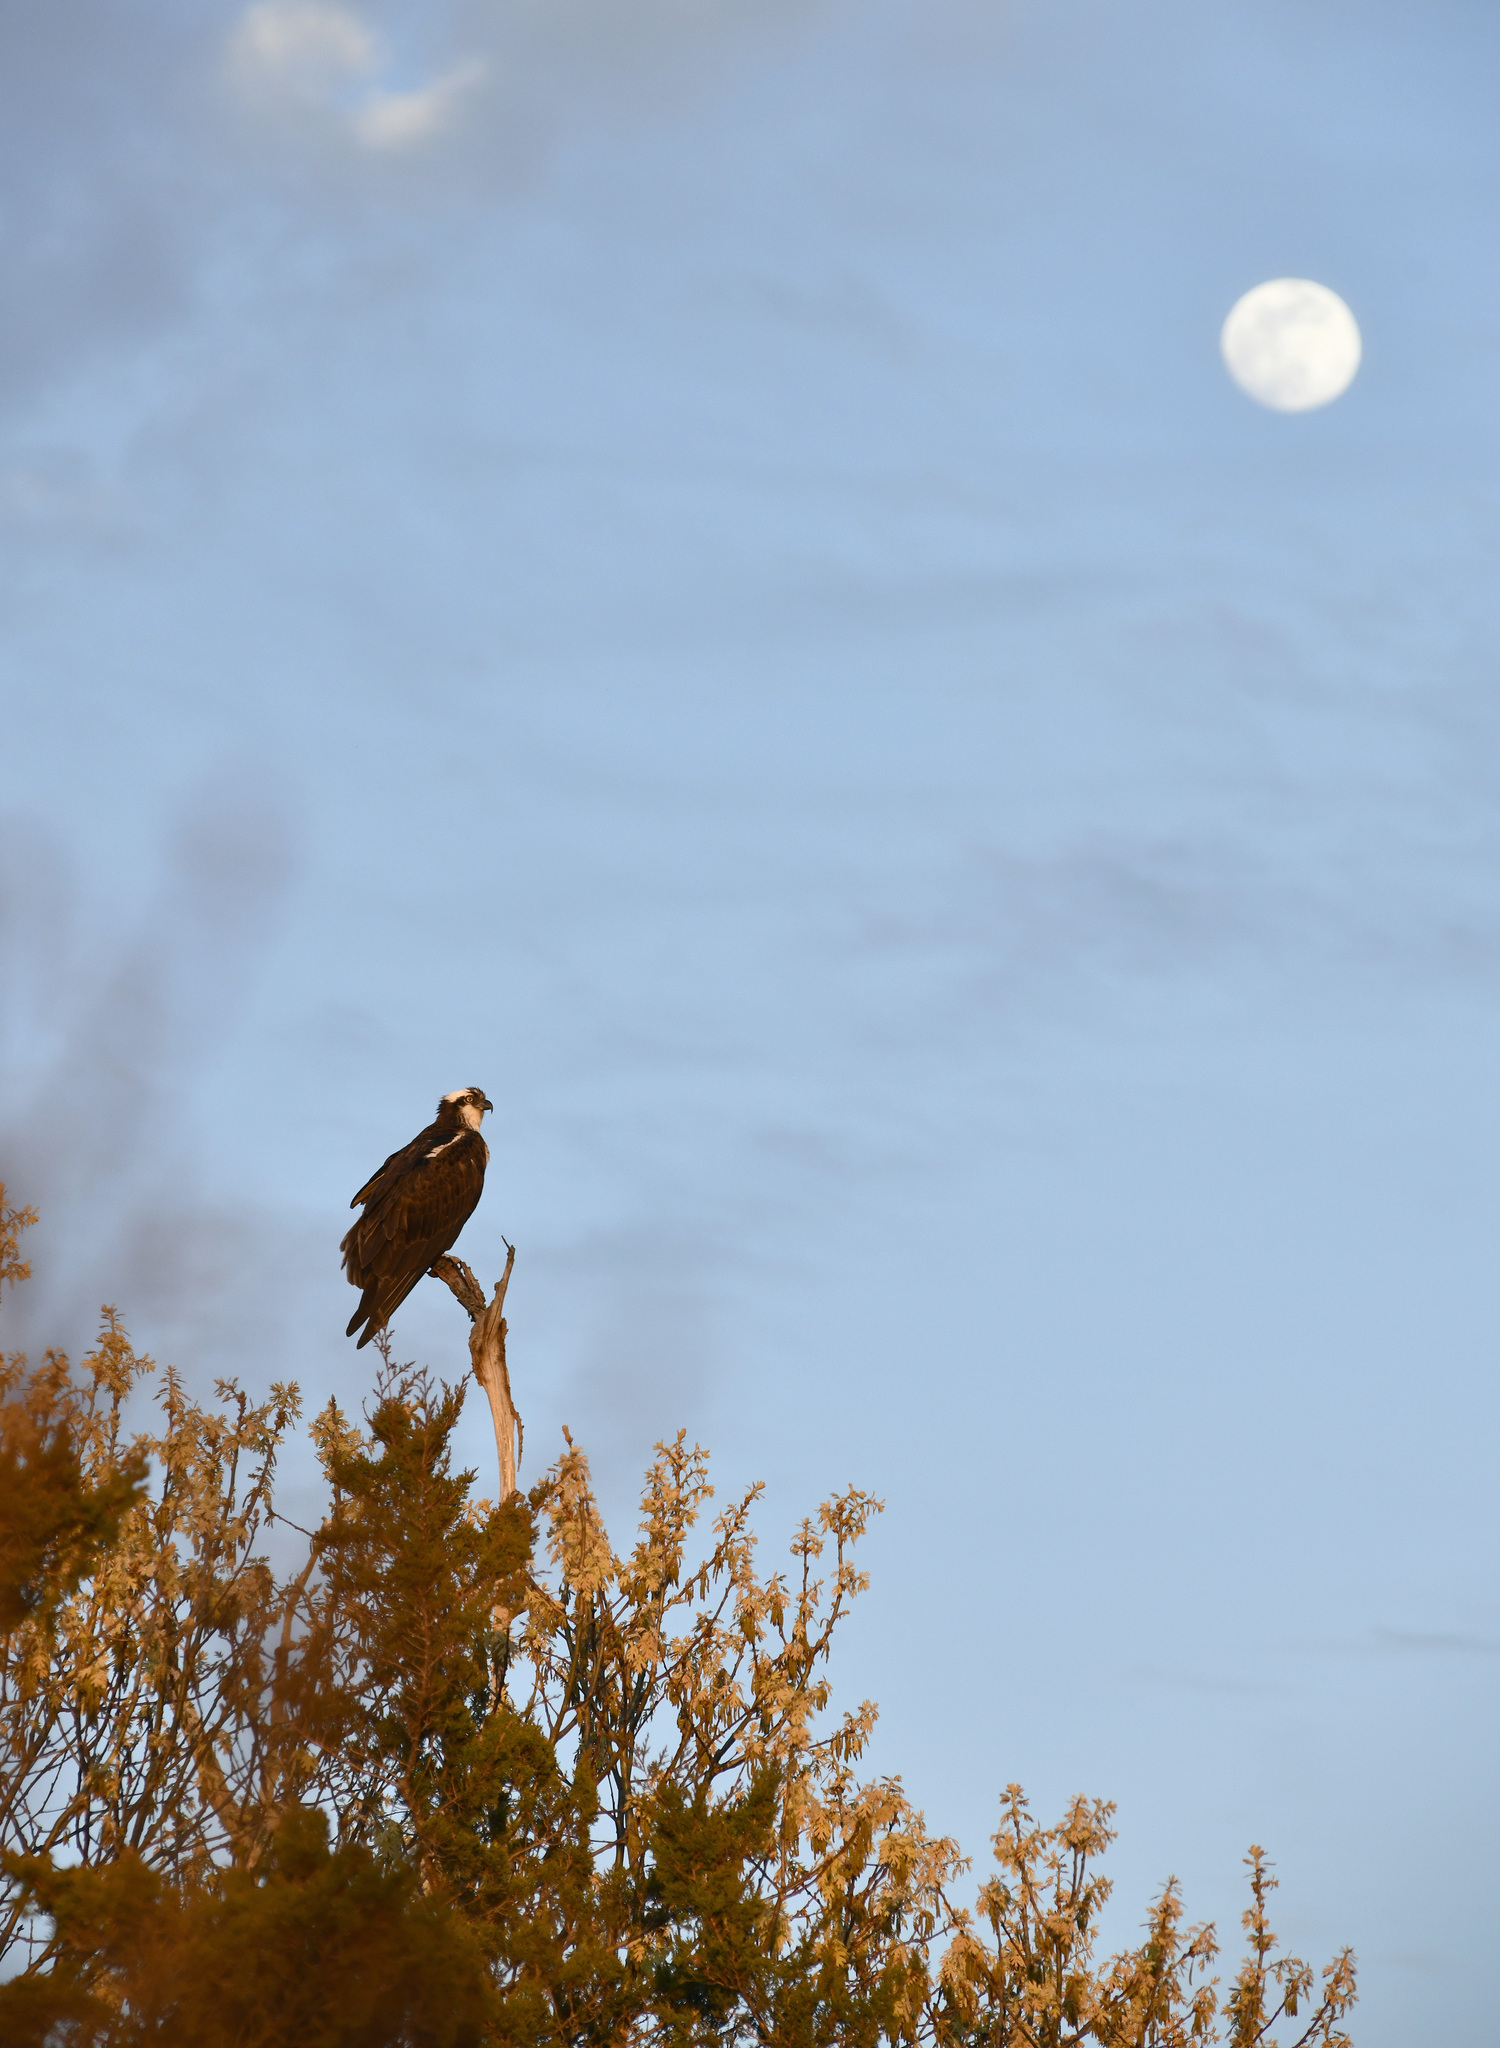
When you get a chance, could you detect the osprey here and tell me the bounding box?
[341,1086,494,1348]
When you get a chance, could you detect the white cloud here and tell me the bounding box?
[352,58,486,151]
[229,3,482,151]
[230,1,376,97]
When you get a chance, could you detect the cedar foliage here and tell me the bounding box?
[0,1187,1356,2046]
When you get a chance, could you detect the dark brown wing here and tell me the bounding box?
[345,1116,446,1219]
[341,1128,488,1347]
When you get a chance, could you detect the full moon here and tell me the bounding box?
[1220,278,1362,411]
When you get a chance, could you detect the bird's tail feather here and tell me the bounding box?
[346,1264,428,1348]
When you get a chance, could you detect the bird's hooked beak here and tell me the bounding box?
[482,1095,494,1114]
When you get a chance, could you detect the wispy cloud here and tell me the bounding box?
[0,449,137,545]
[0,778,303,1377]
[1370,1627,1500,1658]
[228,1,484,151]
[352,59,487,151]
[230,1,377,96]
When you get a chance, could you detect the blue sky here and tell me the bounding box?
[3,2,1499,2037]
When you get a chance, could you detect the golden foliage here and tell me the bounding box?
[0,1182,39,1298]
[936,1789,1354,2048]
[0,1198,1356,2046]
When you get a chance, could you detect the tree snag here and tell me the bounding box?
[430,1244,522,1502]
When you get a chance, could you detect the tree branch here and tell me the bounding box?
[429,1255,487,1321]
[430,1244,522,1503]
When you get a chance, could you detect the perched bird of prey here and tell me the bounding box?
[341,1087,494,1348]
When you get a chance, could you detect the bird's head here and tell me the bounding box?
[440,1086,493,1131]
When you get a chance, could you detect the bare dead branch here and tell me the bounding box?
[429,1255,487,1321]
[468,1243,520,1503]
[429,1247,520,1501]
